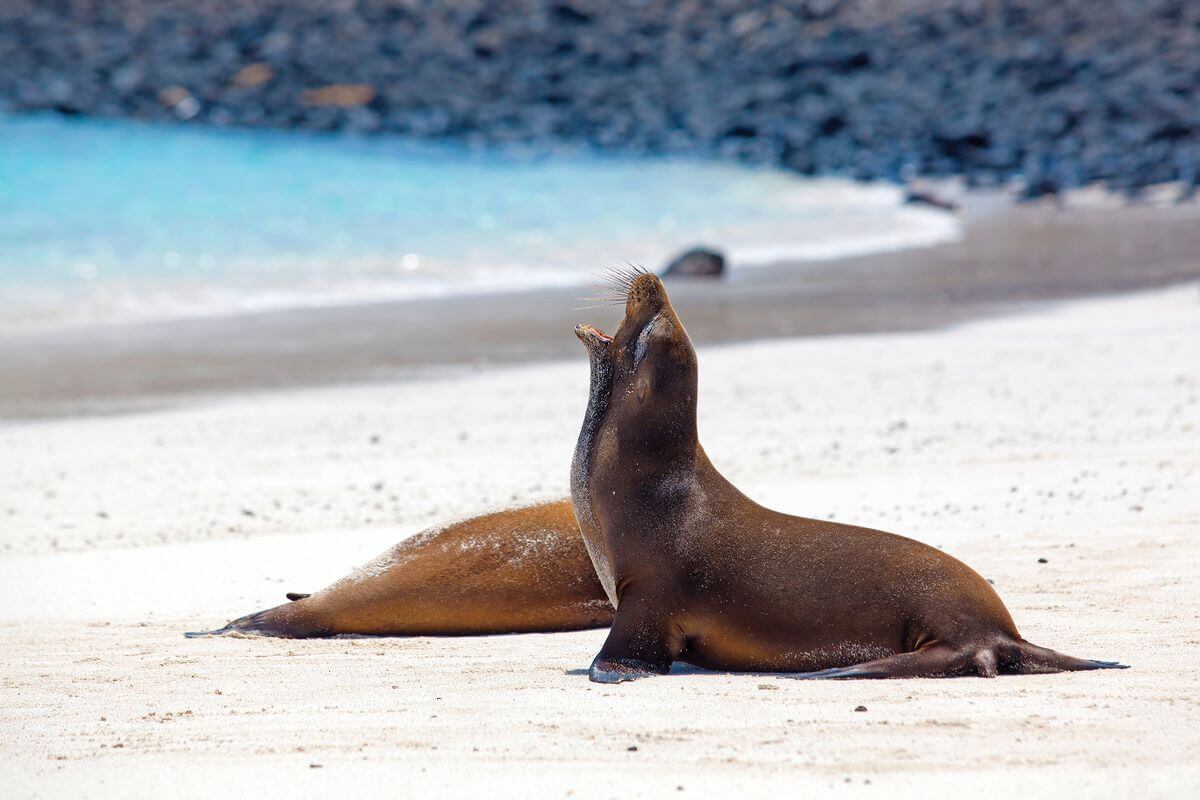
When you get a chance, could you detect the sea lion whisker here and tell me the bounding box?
[583,291,628,304]
[586,282,628,295]
[598,279,634,297]
[619,262,651,285]
[604,263,637,282]
[600,274,634,292]
[604,271,638,293]
[591,268,629,283]
[594,277,631,295]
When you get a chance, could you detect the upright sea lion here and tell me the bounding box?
[187,500,612,637]
[571,268,1126,682]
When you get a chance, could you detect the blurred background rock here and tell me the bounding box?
[1,0,1196,199]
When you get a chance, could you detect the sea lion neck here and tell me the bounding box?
[571,271,704,515]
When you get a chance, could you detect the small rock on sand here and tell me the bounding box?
[662,247,725,279]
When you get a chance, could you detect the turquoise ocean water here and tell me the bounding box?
[0,115,957,331]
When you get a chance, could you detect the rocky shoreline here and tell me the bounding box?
[1,0,1197,197]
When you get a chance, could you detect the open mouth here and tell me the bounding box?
[575,323,613,345]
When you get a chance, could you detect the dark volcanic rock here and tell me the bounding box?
[0,1,1197,196]
[662,247,726,279]
[904,188,960,212]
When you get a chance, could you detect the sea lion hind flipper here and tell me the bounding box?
[781,644,975,680]
[184,602,328,639]
[781,639,1130,680]
[1003,639,1129,674]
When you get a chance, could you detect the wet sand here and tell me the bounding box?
[2,199,1199,419]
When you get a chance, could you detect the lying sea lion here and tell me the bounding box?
[570,267,1126,682]
[187,500,612,637]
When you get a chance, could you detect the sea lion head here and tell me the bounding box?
[574,268,698,452]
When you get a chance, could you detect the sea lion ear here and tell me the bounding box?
[636,374,650,403]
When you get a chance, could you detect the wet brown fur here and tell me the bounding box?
[571,270,1126,682]
[188,501,612,638]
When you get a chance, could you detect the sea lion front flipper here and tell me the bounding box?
[589,657,664,684]
[587,600,681,684]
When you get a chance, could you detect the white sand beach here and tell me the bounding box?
[2,285,1198,796]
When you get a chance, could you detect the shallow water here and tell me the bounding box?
[0,115,957,331]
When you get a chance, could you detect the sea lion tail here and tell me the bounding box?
[1002,638,1129,674]
[184,601,329,639]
